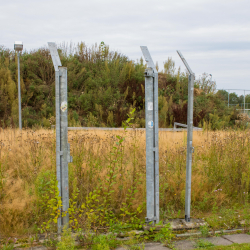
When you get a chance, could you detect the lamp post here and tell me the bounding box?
[14,41,23,129]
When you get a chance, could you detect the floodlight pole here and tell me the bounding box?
[140,46,159,225]
[177,50,195,222]
[48,42,72,233]
[17,52,22,129]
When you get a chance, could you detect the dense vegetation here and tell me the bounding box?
[0,42,245,129]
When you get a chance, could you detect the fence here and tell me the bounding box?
[51,124,203,132]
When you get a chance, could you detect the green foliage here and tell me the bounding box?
[0,42,242,129]
[0,238,16,250]
[36,173,63,234]
[242,203,250,231]
[92,233,119,250]
[191,243,250,249]
[205,208,240,231]
[194,239,215,248]
[153,223,175,246]
[56,226,75,250]
[122,231,145,250]
[1,243,14,250]
[200,224,210,237]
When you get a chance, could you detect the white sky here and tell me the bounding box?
[1,0,250,95]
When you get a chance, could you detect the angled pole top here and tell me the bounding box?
[140,46,157,73]
[177,50,193,75]
[48,42,62,71]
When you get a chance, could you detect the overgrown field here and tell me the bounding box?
[0,128,250,236]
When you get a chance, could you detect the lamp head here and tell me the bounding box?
[14,41,23,52]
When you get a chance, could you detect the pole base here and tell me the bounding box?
[185,215,190,222]
[145,217,157,225]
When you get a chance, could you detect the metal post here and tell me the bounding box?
[55,68,62,232]
[177,50,195,222]
[48,42,72,233]
[244,90,245,113]
[17,52,22,129]
[228,90,229,108]
[185,73,194,222]
[59,66,70,227]
[140,46,159,224]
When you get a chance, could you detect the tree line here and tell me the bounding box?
[0,42,242,130]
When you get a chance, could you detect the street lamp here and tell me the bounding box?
[14,41,23,129]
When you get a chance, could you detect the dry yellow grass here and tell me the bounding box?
[0,128,249,235]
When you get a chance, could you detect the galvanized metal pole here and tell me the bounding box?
[185,73,194,222]
[145,67,155,223]
[177,51,194,222]
[154,68,159,224]
[59,66,71,226]
[48,42,72,233]
[140,46,159,224]
[228,90,229,108]
[55,67,62,232]
[17,52,22,129]
[244,90,245,113]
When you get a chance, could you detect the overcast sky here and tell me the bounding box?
[1,0,250,95]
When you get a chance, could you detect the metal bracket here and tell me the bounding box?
[140,46,157,72]
[176,50,193,75]
[144,68,154,77]
[145,217,157,223]
[48,42,62,71]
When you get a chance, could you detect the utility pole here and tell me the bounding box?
[140,46,159,224]
[177,50,195,222]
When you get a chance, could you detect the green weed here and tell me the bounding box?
[56,226,75,250]
[200,224,210,237]
[153,223,175,247]
[194,239,215,248]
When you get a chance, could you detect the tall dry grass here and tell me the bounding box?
[0,128,250,235]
